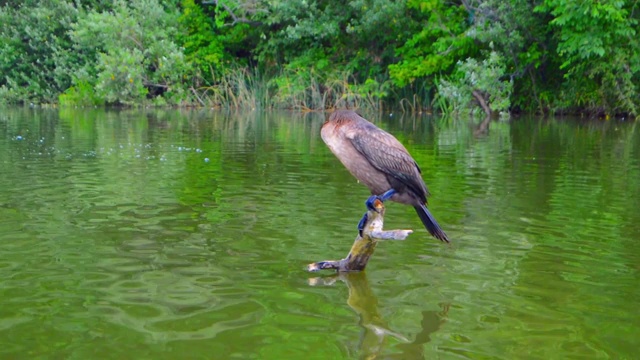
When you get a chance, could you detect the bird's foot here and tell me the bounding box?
[358,195,380,236]
[364,189,397,210]
[365,195,380,212]
[357,212,369,237]
[357,190,397,236]
[379,189,397,202]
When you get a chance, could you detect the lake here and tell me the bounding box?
[0,107,638,359]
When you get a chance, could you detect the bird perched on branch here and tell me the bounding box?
[321,110,449,243]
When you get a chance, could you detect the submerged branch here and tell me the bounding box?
[308,199,412,272]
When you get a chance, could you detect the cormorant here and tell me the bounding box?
[321,110,449,242]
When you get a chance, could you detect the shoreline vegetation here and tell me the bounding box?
[1,0,638,118]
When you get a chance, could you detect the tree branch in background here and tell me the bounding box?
[202,0,265,27]
[472,89,491,117]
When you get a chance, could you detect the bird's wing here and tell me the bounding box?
[348,125,429,199]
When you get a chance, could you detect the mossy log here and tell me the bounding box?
[308,198,413,272]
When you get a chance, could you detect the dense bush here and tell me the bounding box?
[66,0,191,105]
[0,0,638,116]
[0,1,78,103]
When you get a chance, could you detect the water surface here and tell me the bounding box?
[1,108,638,359]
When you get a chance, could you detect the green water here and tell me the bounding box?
[0,108,638,359]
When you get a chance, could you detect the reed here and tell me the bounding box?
[194,67,271,110]
[190,66,412,112]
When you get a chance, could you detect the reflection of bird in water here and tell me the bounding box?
[415,305,451,344]
[309,273,450,359]
[321,110,449,242]
[390,305,450,359]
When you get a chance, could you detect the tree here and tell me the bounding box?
[389,0,475,87]
[67,0,190,105]
[0,1,77,103]
[535,0,640,116]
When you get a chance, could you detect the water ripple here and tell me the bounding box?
[1,111,638,359]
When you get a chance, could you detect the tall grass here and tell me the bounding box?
[392,80,436,115]
[270,68,361,111]
[193,67,271,110]
[190,66,390,112]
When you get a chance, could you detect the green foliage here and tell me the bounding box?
[462,0,555,114]
[178,0,228,85]
[0,0,639,114]
[389,0,475,88]
[251,0,416,82]
[205,0,428,110]
[352,78,390,110]
[0,0,77,103]
[535,0,640,115]
[269,67,389,111]
[59,81,104,107]
[94,48,149,104]
[438,51,513,115]
[68,0,191,105]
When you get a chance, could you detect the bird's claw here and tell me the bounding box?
[364,189,396,211]
[365,195,379,211]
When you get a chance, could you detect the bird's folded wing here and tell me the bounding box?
[349,130,428,197]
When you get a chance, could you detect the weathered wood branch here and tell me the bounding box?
[190,87,206,106]
[308,198,412,272]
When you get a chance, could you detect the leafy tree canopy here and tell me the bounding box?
[0,0,638,116]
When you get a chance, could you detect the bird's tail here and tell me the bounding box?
[414,204,449,243]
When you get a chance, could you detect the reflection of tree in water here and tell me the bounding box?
[474,115,492,137]
[309,272,449,359]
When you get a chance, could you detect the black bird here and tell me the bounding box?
[321,110,449,242]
